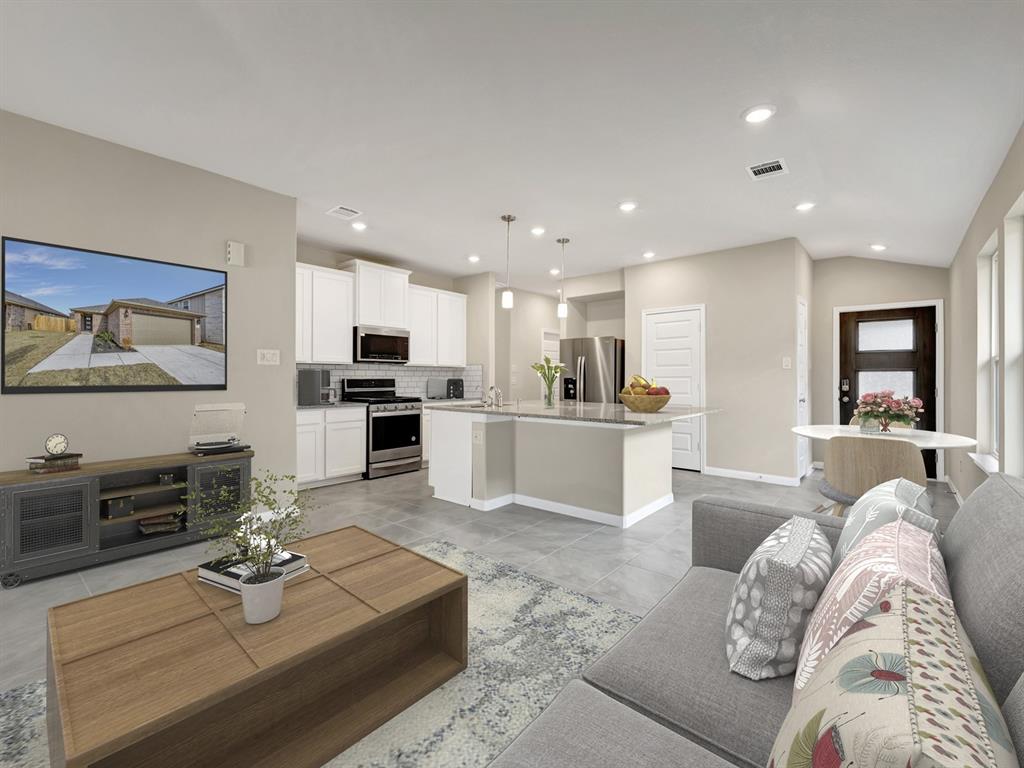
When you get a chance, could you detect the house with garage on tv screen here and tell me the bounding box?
[168,284,225,344]
[70,297,205,347]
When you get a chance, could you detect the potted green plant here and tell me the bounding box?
[187,470,310,624]
[531,355,567,407]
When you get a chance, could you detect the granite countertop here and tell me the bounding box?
[296,402,367,410]
[426,399,720,426]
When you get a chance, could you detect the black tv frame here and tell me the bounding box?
[1,236,228,394]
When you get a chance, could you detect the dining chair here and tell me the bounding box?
[820,435,927,516]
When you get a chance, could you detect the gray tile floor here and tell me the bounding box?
[0,468,959,692]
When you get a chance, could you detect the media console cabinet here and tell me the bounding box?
[0,450,253,587]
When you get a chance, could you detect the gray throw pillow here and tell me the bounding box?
[832,478,938,568]
[725,516,832,680]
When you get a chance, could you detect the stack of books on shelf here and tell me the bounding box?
[197,550,308,593]
[138,511,184,536]
[26,453,83,474]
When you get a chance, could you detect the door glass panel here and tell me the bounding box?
[857,319,914,351]
[857,370,915,399]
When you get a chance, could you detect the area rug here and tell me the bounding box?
[0,540,639,768]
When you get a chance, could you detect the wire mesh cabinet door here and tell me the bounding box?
[187,459,251,526]
[8,477,98,571]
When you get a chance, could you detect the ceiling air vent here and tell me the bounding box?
[325,204,362,220]
[746,158,789,180]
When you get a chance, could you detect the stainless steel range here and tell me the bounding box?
[341,378,422,479]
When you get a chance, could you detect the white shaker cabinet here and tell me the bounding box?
[295,265,354,364]
[436,290,467,367]
[297,408,366,485]
[408,285,438,365]
[296,410,326,483]
[341,259,410,329]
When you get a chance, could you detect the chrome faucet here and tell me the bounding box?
[487,386,504,408]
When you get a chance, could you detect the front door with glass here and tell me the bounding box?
[838,306,937,477]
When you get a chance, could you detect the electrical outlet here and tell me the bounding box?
[782,356,792,369]
[256,349,280,366]
[472,430,484,445]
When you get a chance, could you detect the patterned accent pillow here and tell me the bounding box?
[833,478,939,568]
[769,582,1019,768]
[795,519,950,690]
[725,516,832,680]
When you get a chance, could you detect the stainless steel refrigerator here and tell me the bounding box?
[559,337,625,403]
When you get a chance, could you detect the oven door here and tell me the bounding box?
[368,410,421,462]
[355,326,410,363]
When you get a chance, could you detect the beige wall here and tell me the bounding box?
[494,288,560,401]
[809,256,950,462]
[453,272,496,388]
[0,111,297,476]
[624,239,802,479]
[585,297,626,337]
[947,122,1024,497]
[296,241,456,291]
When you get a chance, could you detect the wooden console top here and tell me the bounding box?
[46,526,467,768]
[0,450,255,487]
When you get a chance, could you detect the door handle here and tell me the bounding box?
[841,396,850,403]
[798,398,807,404]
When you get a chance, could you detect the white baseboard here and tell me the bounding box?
[298,473,363,490]
[944,475,965,507]
[704,466,801,487]
[470,493,515,511]
[476,492,673,528]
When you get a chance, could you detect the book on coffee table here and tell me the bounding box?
[198,551,307,593]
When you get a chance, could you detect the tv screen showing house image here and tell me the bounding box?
[2,237,227,393]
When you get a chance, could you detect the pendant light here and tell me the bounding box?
[501,214,516,309]
[556,237,569,319]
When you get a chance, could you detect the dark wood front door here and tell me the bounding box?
[83,314,92,332]
[838,306,937,478]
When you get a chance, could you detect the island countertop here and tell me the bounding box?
[426,399,719,426]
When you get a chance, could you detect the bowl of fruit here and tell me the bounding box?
[618,375,671,413]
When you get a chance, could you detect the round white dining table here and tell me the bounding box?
[791,424,977,450]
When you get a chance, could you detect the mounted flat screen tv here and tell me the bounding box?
[2,237,227,393]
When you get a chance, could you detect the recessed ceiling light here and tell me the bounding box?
[618,201,638,213]
[467,254,480,263]
[549,267,560,276]
[351,221,367,231]
[531,226,546,236]
[642,251,655,259]
[870,243,887,252]
[795,202,816,212]
[742,104,776,124]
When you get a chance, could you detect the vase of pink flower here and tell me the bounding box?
[854,390,924,433]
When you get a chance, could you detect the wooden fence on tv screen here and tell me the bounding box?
[32,315,77,332]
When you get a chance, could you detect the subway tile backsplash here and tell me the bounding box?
[297,363,483,400]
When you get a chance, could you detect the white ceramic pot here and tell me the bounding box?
[240,567,286,624]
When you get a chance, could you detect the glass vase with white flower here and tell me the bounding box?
[853,390,924,433]
[531,356,567,407]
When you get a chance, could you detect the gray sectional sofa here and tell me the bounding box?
[491,473,1024,767]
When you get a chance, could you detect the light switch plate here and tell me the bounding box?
[226,240,246,266]
[257,349,280,365]
[782,356,792,369]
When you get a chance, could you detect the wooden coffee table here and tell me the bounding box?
[46,527,468,768]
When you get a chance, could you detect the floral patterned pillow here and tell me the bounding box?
[769,582,1019,768]
[795,519,950,690]
[833,478,939,568]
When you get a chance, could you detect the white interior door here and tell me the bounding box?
[643,308,703,471]
[796,298,811,477]
[541,329,560,399]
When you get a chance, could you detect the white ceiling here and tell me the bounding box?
[2,1,1023,293]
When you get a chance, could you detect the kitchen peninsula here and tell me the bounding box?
[427,400,717,528]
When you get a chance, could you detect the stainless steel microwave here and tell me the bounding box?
[354,325,410,363]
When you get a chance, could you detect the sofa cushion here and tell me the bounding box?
[726,516,832,680]
[489,680,734,768]
[1004,674,1024,759]
[833,478,938,567]
[771,582,1020,768]
[795,519,951,689]
[584,567,794,768]
[941,473,1024,704]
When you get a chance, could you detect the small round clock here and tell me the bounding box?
[45,433,69,456]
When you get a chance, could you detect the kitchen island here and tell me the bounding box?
[427,400,717,528]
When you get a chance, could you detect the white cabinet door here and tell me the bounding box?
[295,266,313,364]
[381,269,409,328]
[311,269,353,363]
[436,291,467,367]
[422,410,431,464]
[296,421,325,483]
[356,264,385,326]
[408,286,438,365]
[325,415,365,478]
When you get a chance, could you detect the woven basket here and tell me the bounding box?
[618,393,671,413]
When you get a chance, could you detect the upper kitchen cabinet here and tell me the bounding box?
[340,259,410,329]
[295,264,354,364]
[436,290,467,367]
